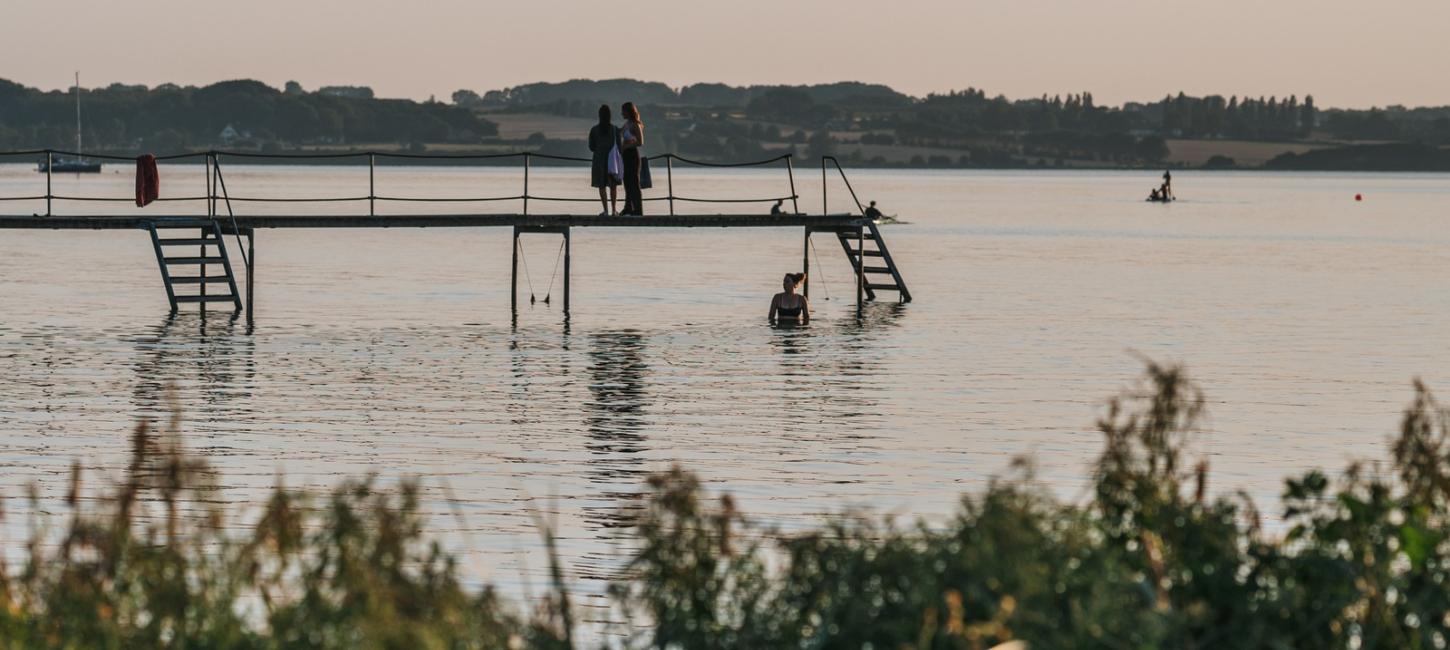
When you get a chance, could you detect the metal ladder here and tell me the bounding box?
[821,221,912,303]
[146,219,243,311]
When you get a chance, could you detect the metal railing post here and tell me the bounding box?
[822,157,828,216]
[206,153,214,217]
[45,151,52,216]
[786,155,799,215]
[369,153,376,216]
[522,153,530,216]
[203,154,212,302]
[666,155,675,216]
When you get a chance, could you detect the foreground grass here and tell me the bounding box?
[3,362,1449,649]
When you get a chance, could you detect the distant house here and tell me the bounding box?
[219,124,253,146]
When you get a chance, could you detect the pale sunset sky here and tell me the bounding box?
[3,0,1447,108]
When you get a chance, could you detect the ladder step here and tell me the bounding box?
[164,256,226,265]
[865,283,902,291]
[858,266,894,274]
[849,250,885,257]
[174,294,238,303]
[157,238,221,246]
[169,275,233,284]
[836,231,878,240]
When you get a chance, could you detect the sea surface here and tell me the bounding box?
[2,162,1449,623]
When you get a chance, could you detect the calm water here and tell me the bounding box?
[2,163,1449,619]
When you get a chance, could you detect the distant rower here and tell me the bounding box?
[864,201,883,220]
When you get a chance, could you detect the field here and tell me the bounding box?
[481,111,595,141]
[1165,138,1330,167]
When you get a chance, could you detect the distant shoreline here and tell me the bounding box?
[5,139,1448,172]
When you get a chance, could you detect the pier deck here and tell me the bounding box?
[0,213,871,231]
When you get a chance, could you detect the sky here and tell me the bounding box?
[3,0,1448,109]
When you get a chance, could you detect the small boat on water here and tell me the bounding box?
[39,157,102,173]
[37,72,101,174]
[1145,196,1175,203]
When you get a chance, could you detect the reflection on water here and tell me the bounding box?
[583,330,651,532]
[130,313,256,424]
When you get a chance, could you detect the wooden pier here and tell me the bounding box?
[0,150,911,319]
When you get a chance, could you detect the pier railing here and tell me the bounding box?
[0,148,808,219]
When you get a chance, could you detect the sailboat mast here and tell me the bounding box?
[74,71,81,153]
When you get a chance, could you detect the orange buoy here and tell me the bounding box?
[1355,193,1363,201]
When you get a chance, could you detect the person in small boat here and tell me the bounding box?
[771,200,784,215]
[864,201,883,220]
[1149,188,1162,201]
[769,273,810,324]
[1160,169,1174,200]
[587,104,620,215]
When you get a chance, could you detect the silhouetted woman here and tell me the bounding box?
[619,102,646,216]
[768,273,810,324]
[588,104,619,215]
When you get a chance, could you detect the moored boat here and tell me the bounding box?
[38,157,102,173]
[37,72,102,174]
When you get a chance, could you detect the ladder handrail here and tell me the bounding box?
[209,154,250,271]
[820,155,867,216]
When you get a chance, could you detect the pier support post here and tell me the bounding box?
[855,226,865,317]
[245,229,255,322]
[510,226,520,313]
[801,227,811,298]
[563,227,571,314]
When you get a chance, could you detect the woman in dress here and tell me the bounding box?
[619,102,645,216]
[587,104,619,215]
[768,273,810,324]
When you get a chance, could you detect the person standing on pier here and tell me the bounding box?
[588,104,620,215]
[619,102,646,216]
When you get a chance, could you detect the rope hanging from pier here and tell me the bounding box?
[516,237,537,304]
[542,239,565,305]
[810,234,831,301]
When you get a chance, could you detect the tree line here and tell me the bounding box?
[0,78,496,152]
[4,75,1449,167]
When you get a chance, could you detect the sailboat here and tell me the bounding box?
[38,72,102,173]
